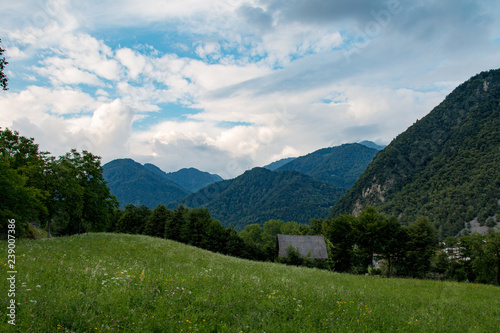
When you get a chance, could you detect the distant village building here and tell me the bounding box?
[440,241,471,262]
[276,234,329,259]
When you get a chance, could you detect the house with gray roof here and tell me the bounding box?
[276,234,329,259]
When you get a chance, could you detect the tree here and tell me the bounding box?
[45,157,84,236]
[378,216,407,277]
[183,207,211,246]
[165,205,187,242]
[116,204,151,235]
[403,217,437,278]
[325,214,356,272]
[309,218,325,235]
[200,219,227,253]
[0,39,8,91]
[352,206,387,272]
[0,158,44,237]
[0,128,47,237]
[485,231,500,285]
[144,205,171,238]
[59,149,117,234]
[224,227,248,258]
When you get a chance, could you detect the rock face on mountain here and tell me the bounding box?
[329,69,500,238]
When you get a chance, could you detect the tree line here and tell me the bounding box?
[1,128,498,285]
[0,128,117,238]
[106,202,500,285]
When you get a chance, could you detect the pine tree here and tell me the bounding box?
[144,205,171,238]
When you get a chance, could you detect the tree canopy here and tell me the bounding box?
[0,39,8,91]
[0,128,117,237]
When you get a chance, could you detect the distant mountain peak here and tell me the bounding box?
[358,141,386,151]
[172,166,345,230]
[104,159,223,208]
[275,143,379,189]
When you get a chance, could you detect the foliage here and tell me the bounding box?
[102,159,190,209]
[2,233,500,332]
[143,204,171,238]
[175,167,346,230]
[0,39,7,91]
[144,164,223,192]
[398,217,437,278]
[0,128,117,237]
[330,69,500,238]
[276,143,379,188]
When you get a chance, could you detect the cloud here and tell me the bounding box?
[3,98,135,160]
[0,0,499,178]
[0,86,98,119]
[116,48,146,80]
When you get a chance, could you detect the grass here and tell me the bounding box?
[1,233,499,332]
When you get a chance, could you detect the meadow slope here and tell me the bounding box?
[1,233,499,332]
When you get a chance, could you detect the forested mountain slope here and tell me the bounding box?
[329,69,500,238]
[103,159,190,208]
[277,143,379,188]
[144,164,223,192]
[173,167,345,230]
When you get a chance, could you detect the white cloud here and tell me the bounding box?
[3,98,135,160]
[195,42,222,60]
[0,86,98,120]
[0,0,499,178]
[116,48,146,80]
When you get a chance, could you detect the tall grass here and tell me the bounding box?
[1,233,499,332]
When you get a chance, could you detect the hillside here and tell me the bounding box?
[173,167,345,230]
[276,143,379,188]
[2,233,499,332]
[103,159,190,208]
[144,164,223,192]
[263,157,297,170]
[359,140,386,151]
[330,69,500,238]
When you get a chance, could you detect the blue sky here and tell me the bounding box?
[1,0,500,178]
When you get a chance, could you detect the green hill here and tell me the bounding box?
[276,143,379,188]
[144,165,223,192]
[103,159,190,208]
[330,69,500,238]
[173,167,345,230]
[263,157,297,170]
[2,233,499,332]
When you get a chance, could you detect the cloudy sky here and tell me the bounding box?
[1,0,499,178]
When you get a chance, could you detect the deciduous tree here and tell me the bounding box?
[0,39,8,91]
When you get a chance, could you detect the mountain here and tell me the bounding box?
[144,164,223,192]
[329,69,500,238]
[172,167,346,230]
[358,140,386,151]
[263,157,297,170]
[276,143,379,188]
[103,159,190,208]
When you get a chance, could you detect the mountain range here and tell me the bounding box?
[102,68,500,239]
[329,68,500,238]
[103,159,222,208]
[103,141,381,228]
[170,167,346,230]
[275,143,379,188]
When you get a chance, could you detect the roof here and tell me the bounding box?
[276,234,328,259]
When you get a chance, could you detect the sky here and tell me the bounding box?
[1,0,499,179]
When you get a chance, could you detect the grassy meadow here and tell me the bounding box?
[1,233,499,332]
